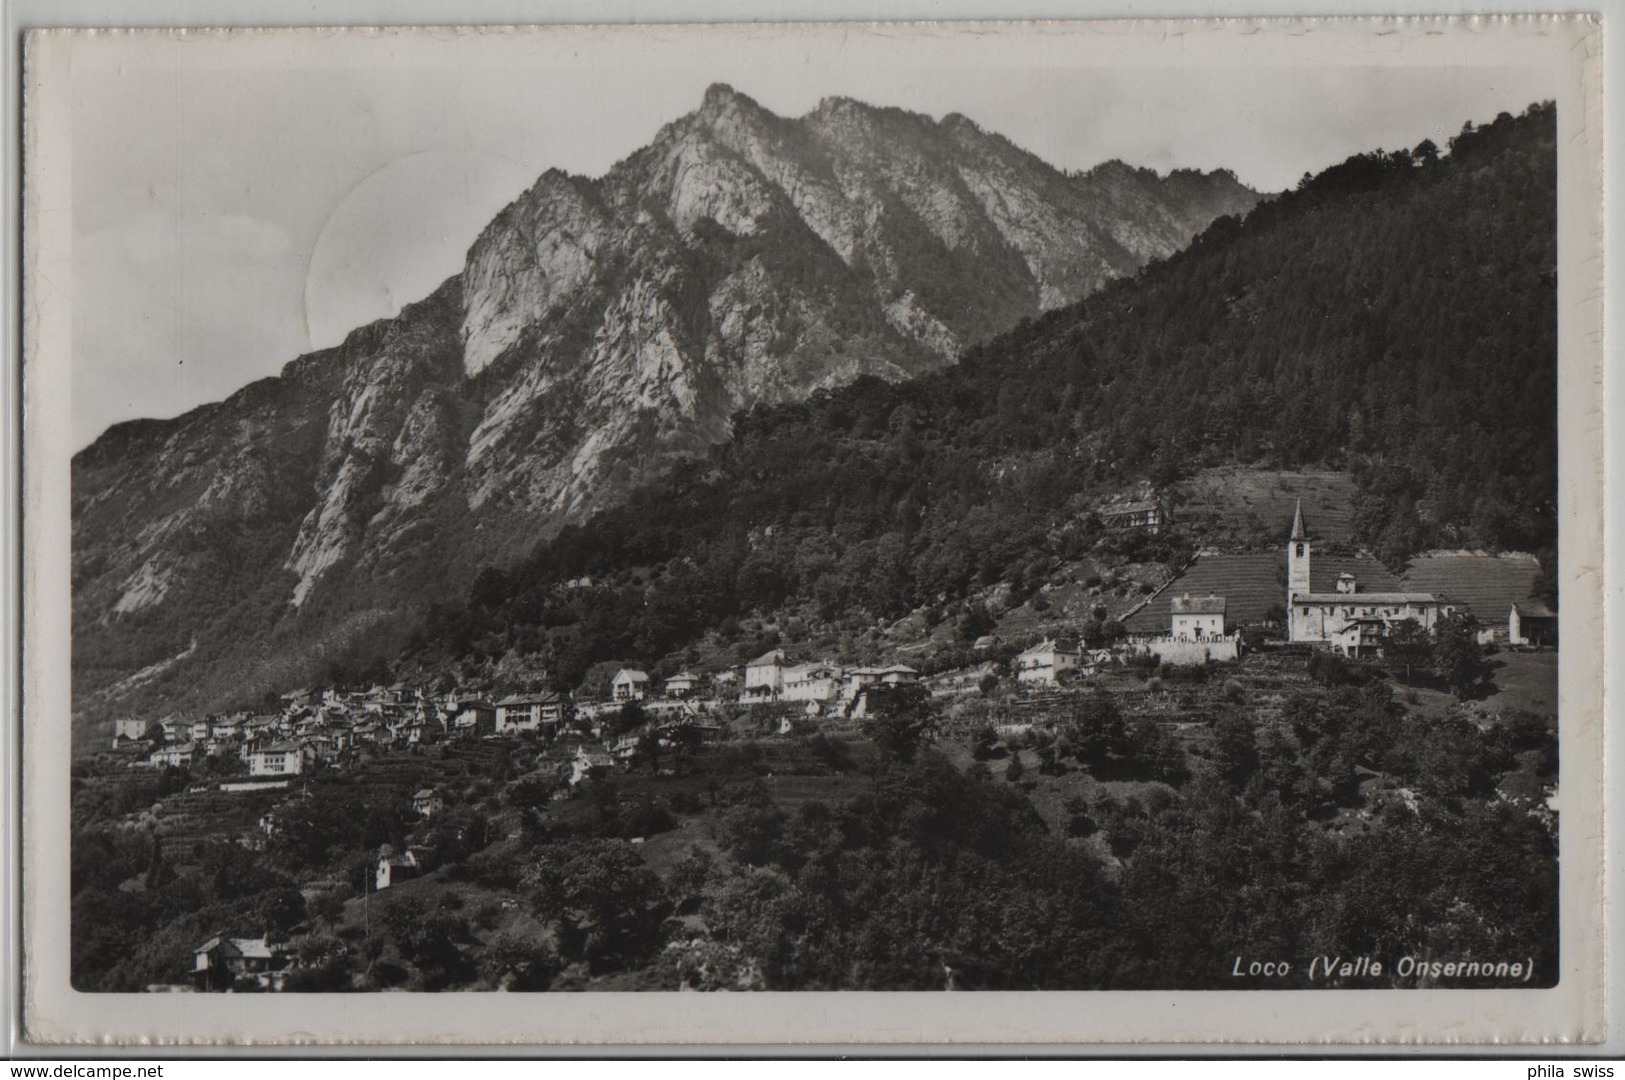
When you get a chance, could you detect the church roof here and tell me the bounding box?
[1289,498,1307,541]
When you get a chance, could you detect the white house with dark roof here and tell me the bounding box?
[412,788,445,818]
[496,691,568,733]
[148,742,197,769]
[781,662,844,703]
[571,746,614,786]
[664,671,701,698]
[451,699,498,734]
[111,718,148,747]
[193,935,287,991]
[741,649,787,701]
[1509,600,1557,646]
[873,664,919,685]
[1014,640,1080,686]
[1170,594,1227,640]
[249,739,314,777]
[611,669,650,702]
[375,848,420,891]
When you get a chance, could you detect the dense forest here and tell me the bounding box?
[401,104,1556,692]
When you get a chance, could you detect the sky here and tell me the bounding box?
[61,21,1560,450]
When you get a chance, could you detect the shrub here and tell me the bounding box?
[482,930,560,991]
[667,789,704,815]
[621,798,676,839]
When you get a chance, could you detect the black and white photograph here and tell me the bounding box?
[17,14,1607,1048]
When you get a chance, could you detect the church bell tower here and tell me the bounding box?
[1287,498,1312,603]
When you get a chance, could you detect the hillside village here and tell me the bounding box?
[72,493,1561,993]
[109,498,1553,780]
[105,489,1558,762]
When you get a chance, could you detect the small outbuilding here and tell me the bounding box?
[412,788,444,819]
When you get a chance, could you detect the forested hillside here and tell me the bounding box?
[405,104,1556,691]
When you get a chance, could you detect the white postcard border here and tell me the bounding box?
[17,15,1608,1049]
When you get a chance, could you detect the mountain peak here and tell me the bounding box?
[699,82,761,115]
[810,93,882,123]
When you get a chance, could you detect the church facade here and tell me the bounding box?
[1285,500,1453,655]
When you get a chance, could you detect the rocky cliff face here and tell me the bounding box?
[71,84,1259,737]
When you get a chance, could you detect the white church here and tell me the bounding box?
[1285,499,1454,655]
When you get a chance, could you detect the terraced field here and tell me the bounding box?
[1172,467,1361,547]
[152,786,287,853]
[1402,552,1544,621]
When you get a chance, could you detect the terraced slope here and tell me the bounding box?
[1402,552,1544,620]
[1172,467,1360,547]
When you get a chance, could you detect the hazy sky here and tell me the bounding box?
[63,22,1558,449]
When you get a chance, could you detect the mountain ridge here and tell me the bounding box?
[396,103,1556,696]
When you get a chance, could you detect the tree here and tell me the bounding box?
[613,700,648,736]
[381,896,471,984]
[667,723,703,774]
[524,839,670,972]
[956,601,997,644]
[1433,612,1491,698]
[481,931,559,991]
[504,773,558,813]
[1212,711,1260,789]
[1307,649,1354,688]
[420,807,492,866]
[1124,715,1189,785]
[861,684,938,762]
[637,730,662,774]
[144,838,174,892]
[200,751,248,779]
[255,885,308,945]
[1035,740,1060,775]
[1069,689,1126,766]
[1385,618,1432,683]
